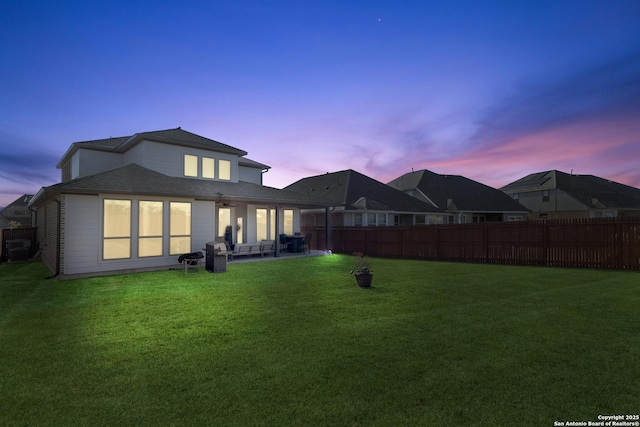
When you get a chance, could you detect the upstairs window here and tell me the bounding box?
[184,155,198,177]
[512,193,519,200]
[219,159,231,180]
[202,157,215,179]
[542,190,550,202]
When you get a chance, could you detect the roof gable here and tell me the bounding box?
[502,170,640,209]
[555,171,640,209]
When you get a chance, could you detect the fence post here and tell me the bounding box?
[483,223,489,264]
[616,221,623,270]
[543,221,549,267]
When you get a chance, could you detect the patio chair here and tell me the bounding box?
[303,233,312,254]
[279,234,290,253]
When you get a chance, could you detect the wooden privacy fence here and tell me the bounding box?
[302,217,640,270]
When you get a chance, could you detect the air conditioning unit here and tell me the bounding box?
[7,239,31,262]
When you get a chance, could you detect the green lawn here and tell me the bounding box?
[1,256,638,426]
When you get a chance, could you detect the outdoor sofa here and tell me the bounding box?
[229,240,275,260]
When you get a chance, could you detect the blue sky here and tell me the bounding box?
[1,0,639,207]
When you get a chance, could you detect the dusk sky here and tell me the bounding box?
[1,0,640,207]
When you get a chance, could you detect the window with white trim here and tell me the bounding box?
[170,202,191,255]
[103,199,131,260]
[219,159,231,180]
[139,201,163,257]
[270,208,276,240]
[354,213,363,226]
[218,208,231,238]
[184,155,198,177]
[256,208,268,241]
[202,157,215,179]
[284,209,293,235]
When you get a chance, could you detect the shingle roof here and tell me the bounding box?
[31,164,331,207]
[239,157,271,170]
[57,128,247,168]
[0,213,10,228]
[503,170,640,209]
[389,170,528,212]
[284,169,445,213]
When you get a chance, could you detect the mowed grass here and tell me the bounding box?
[1,256,639,426]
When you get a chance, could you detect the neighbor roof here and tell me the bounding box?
[238,157,271,170]
[30,164,331,208]
[502,170,640,209]
[0,194,34,224]
[284,169,445,213]
[389,169,528,212]
[56,128,248,168]
[0,213,10,228]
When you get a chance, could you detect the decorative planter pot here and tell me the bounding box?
[354,273,373,288]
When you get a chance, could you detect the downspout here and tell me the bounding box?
[45,196,61,280]
[27,204,38,258]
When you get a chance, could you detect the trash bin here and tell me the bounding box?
[205,241,227,273]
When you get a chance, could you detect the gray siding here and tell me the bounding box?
[63,194,100,274]
[37,199,60,275]
[239,166,263,185]
[78,149,123,178]
[60,194,217,277]
[517,189,586,217]
[192,200,215,251]
[71,152,80,179]
[133,140,240,182]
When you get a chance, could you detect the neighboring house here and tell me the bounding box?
[388,169,529,223]
[501,170,640,219]
[0,213,10,229]
[28,128,330,279]
[0,194,34,227]
[284,169,450,227]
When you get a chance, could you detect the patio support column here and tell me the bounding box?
[325,207,330,251]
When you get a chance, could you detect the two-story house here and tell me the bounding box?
[284,169,450,227]
[0,194,34,228]
[388,169,529,223]
[501,170,640,219]
[29,128,330,279]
